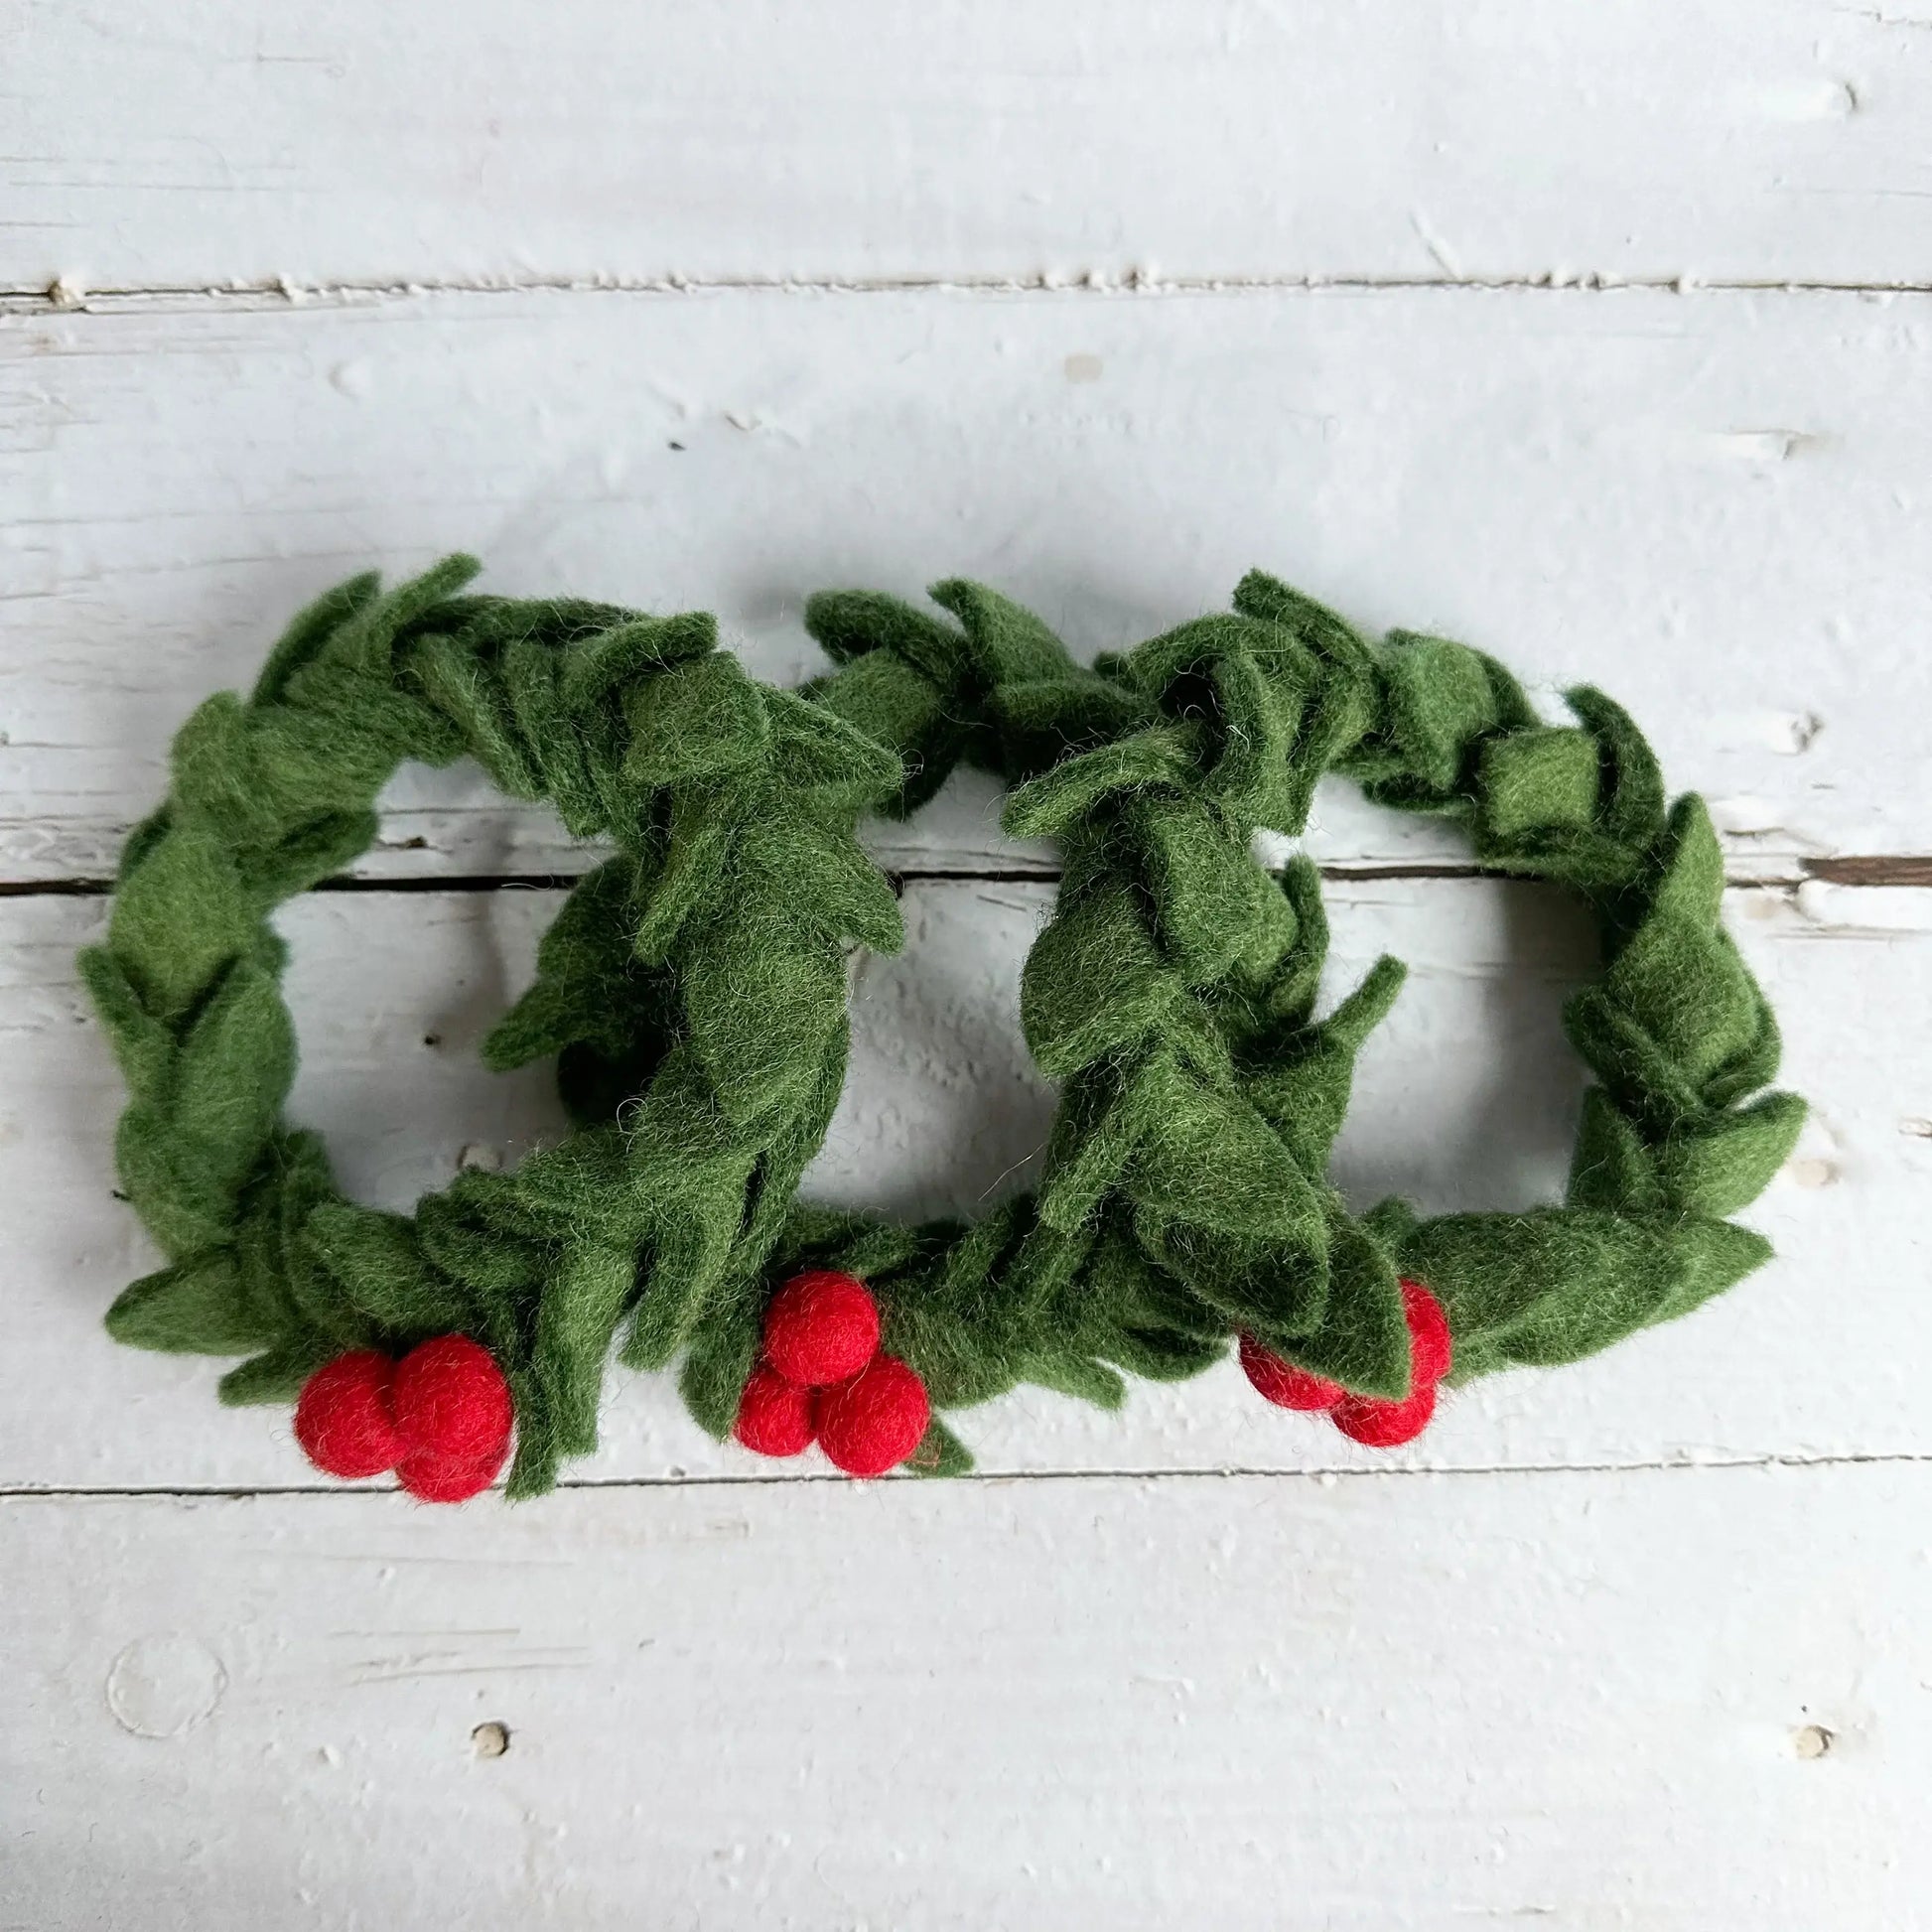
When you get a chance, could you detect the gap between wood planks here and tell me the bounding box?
[3,857,1929,900]
[3,1447,1927,1503]
[10,271,1932,317]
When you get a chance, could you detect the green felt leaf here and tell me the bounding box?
[1655,1091,1807,1216]
[411,629,541,796]
[1021,879,1179,1080]
[904,1418,976,1478]
[740,814,902,953]
[633,785,736,962]
[624,650,769,786]
[678,1290,764,1440]
[171,958,295,1183]
[1022,1350,1128,1411]
[1002,728,1200,840]
[562,611,718,712]
[1566,1089,1663,1213]
[806,588,964,680]
[218,1339,337,1406]
[1566,686,1665,850]
[760,686,904,798]
[622,1190,748,1370]
[106,1251,269,1355]
[303,1203,472,1338]
[684,922,846,1125]
[171,692,276,851]
[1127,796,1261,981]
[1476,727,1600,843]
[108,827,254,1023]
[929,578,1074,685]
[534,1242,636,1455]
[253,809,382,898]
[1129,1067,1316,1243]
[78,945,175,1106]
[1260,1210,1411,1397]
[805,649,959,812]
[252,572,383,707]
[1402,1207,1775,1371]
[115,1105,241,1259]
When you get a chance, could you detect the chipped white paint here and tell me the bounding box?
[104,1635,228,1740]
[5,1473,1930,1928]
[7,1,1932,290]
[6,290,1932,883]
[5,3,1931,1922]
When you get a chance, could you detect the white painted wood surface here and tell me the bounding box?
[5,3,1931,1925]
[6,288,1929,883]
[8,1470,1926,1930]
[7,0,1932,290]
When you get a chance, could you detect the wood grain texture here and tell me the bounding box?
[5,876,1919,1494]
[5,286,1928,883]
[6,1468,1928,1930]
[6,0,1932,292]
[9,7,1932,1917]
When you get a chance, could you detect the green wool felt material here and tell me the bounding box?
[85,559,1803,1496]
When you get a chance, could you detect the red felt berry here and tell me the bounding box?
[814,1354,930,1478]
[1331,1378,1438,1449]
[397,1439,509,1504]
[1402,1279,1453,1385]
[391,1334,514,1462]
[734,1364,816,1458]
[1239,1332,1344,1412]
[760,1270,881,1387]
[294,1350,403,1479]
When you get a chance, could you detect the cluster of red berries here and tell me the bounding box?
[735,1270,932,1477]
[1239,1279,1451,1447]
[294,1334,514,1501]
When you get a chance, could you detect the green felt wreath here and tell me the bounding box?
[83,559,1804,1498]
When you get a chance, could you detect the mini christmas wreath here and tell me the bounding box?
[83,558,1804,1501]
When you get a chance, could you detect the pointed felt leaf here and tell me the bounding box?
[678,1289,764,1440]
[623,650,769,787]
[1128,1062,1316,1243]
[805,588,965,680]
[904,1418,975,1478]
[1125,797,1261,982]
[78,945,175,1106]
[622,1196,745,1369]
[1003,729,1201,840]
[1259,1210,1411,1397]
[534,1242,636,1456]
[172,958,296,1180]
[116,1105,242,1259]
[218,1339,337,1406]
[1021,879,1178,1080]
[761,687,905,797]
[1565,1088,1663,1213]
[251,571,382,706]
[106,1251,270,1355]
[109,826,254,1022]
[1655,1091,1806,1216]
[928,579,1074,685]
[562,611,717,712]
[303,1203,472,1337]
[633,784,737,962]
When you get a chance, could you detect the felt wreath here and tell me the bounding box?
[82,559,1804,1501]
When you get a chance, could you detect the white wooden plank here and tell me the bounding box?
[4,1466,1926,1929]
[3,876,1919,1492]
[5,287,1929,883]
[7,1,1932,292]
